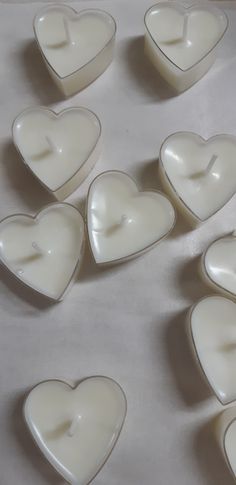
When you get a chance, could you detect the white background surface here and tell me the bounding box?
[0,0,236,484]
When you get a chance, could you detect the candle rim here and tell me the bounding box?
[0,202,85,302]
[33,5,117,80]
[159,131,236,223]
[188,294,236,406]
[86,169,177,266]
[12,105,102,193]
[144,1,228,73]
[23,375,127,485]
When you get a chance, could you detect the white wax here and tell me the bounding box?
[0,204,84,300]
[203,234,236,298]
[24,377,127,485]
[190,296,236,404]
[160,132,236,223]
[13,107,101,200]
[87,171,175,264]
[144,2,228,92]
[34,6,116,96]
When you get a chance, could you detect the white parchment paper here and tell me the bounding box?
[0,1,236,484]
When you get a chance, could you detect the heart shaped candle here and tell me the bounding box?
[189,296,236,405]
[144,2,228,92]
[216,408,236,480]
[87,171,176,264]
[24,377,127,485]
[159,132,236,224]
[34,5,116,96]
[0,203,84,301]
[13,107,101,200]
[202,233,236,299]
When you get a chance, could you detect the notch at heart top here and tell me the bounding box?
[203,233,236,299]
[87,171,176,265]
[159,132,236,223]
[189,296,236,405]
[34,5,116,79]
[145,2,228,71]
[24,377,127,485]
[13,107,101,200]
[0,203,84,301]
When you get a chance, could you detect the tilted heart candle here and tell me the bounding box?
[34,5,116,96]
[24,377,127,484]
[144,2,228,92]
[202,233,236,300]
[216,407,236,480]
[189,296,236,404]
[13,107,101,200]
[159,132,236,224]
[87,171,176,264]
[0,203,84,301]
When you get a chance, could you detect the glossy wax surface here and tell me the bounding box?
[24,378,126,485]
[0,204,84,299]
[145,4,226,70]
[13,107,100,192]
[191,296,236,404]
[87,172,175,263]
[34,6,116,77]
[160,132,236,221]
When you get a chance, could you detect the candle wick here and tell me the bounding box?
[188,154,218,180]
[68,415,80,437]
[205,154,218,175]
[45,135,57,153]
[32,241,44,254]
[120,214,133,226]
[182,14,189,43]
[63,16,72,45]
[93,214,133,235]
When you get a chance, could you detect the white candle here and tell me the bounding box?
[34,5,116,96]
[188,295,236,405]
[0,203,84,301]
[13,107,102,200]
[216,408,236,480]
[24,377,127,485]
[202,233,236,299]
[144,2,228,92]
[87,171,176,265]
[159,132,236,224]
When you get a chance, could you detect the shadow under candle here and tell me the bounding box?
[177,255,214,302]
[1,140,54,212]
[20,40,62,105]
[194,417,235,485]
[165,309,212,407]
[0,265,55,311]
[122,36,176,102]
